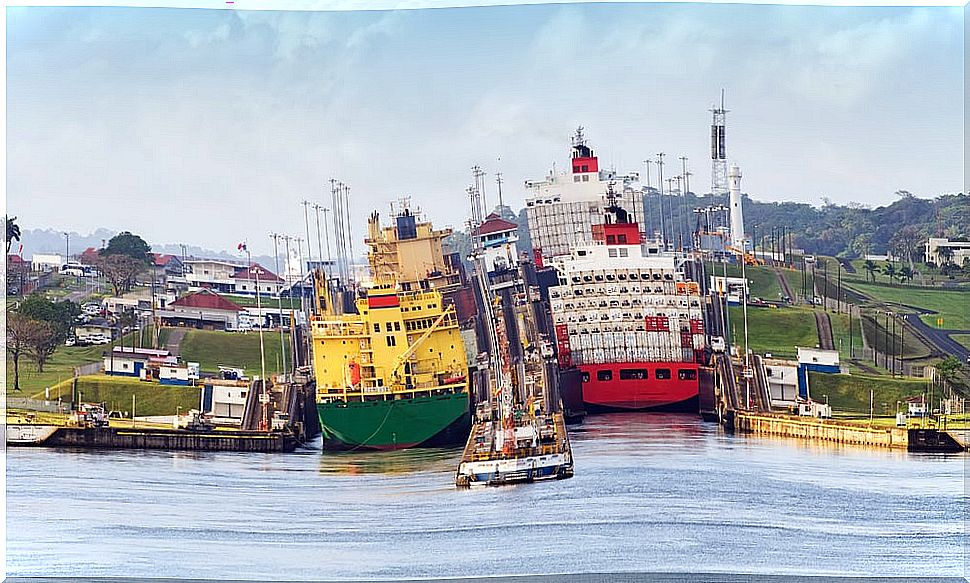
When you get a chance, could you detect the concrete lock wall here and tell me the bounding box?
[737,413,908,449]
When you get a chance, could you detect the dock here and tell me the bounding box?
[703,351,967,452]
[10,424,298,452]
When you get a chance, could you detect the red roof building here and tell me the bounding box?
[169,289,243,312]
[474,213,519,237]
[230,263,284,283]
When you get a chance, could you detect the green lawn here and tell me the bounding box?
[7,330,150,397]
[220,293,297,309]
[706,262,787,301]
[727,305,818,359]
[40,375,200,417]
[809,371,932,415]
[829,311,865,361]
[846,281,970,329]
[953,334,970,350]
[177,329,291,376]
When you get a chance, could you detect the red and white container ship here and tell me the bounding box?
[526,130,707,411]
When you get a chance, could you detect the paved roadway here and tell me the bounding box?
[902,313,969,363]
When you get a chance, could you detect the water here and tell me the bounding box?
[7,414,967,579]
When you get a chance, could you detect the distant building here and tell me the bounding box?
[103,347,174,377]
[230,264,284,297]
[474,213,520,278]
[75,318,116,342]
[182,258,282,296]
[157,289,244,330]
[150,253,185,276]
[925,237,970,266]
[31,253,63,272]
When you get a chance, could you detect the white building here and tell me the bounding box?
[763,358,799,404]
[31,253,63,272]
[925,237,970,266]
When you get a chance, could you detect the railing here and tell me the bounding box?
[7,398,72,414]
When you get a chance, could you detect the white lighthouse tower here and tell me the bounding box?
[729,164,745,251]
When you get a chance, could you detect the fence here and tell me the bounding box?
[7,398,72,414]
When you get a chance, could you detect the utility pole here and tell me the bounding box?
[63,232,70,263]
[301,200,314,272]
[657,153,666,250]
[244,246,268,431]
[495,172,505,211]
[269,233,287,376]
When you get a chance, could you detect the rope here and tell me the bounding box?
[344,399,397,452]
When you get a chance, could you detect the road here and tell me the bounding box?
[903,313,969,363]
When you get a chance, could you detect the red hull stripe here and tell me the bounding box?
[367,295,400,309]
[580,362,699,410]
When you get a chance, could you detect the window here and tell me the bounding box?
[620,369,648,380]
[618,234,627,243]
[678,369,697,381]
[385,322,393,332]
[386,336,396,347]
[373,324,380,333]
[608,249,618,258]
[394,322,401,331]
[619,249,629,257]
[655,368,671,380]
[606,235,616,244]
[583,175,590,182]
[574,176,580,182]
[581,372,590,383]
[596,369,612,381]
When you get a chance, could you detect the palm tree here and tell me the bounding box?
[863,259,876,283]
[899,266,914,285]
[937,246,954,275]
[6,216,21,254]
[883,262,897,286]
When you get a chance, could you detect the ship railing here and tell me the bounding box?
[316,380,467,402]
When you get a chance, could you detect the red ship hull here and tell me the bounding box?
[579,362,699,410]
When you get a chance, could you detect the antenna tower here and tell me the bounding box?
[710,89,729,202]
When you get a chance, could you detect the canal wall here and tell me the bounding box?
[736,412,908,449]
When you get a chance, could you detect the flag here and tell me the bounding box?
[237,242,247,252]
[18,244,23,256]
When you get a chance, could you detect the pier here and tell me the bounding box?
[703,351,967,452]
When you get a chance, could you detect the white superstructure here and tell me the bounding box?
[525,129,644,266]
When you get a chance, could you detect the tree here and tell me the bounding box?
[934,356,963,398]
[890,225,923,273]
[882,262,897,286]
[98,254,143,296]
[898,265,914,284]
[863,259,877,283]
[6,216,21,254]
[27,321,60,373]
[937,246,954,269]
[8,312,43,392]
[18,295,79,344]
[101,231,151,263]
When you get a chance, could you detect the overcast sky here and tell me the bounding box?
[6,3,964,256]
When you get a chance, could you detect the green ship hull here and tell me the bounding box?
[317,391,470,450]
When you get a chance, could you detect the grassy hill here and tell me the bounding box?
[809,371,932,415]
[40,375,200,417]
[178,329,291,376]
[726,305,818,359]
[844,281,970,329]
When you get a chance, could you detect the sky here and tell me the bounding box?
[6,2,965,257]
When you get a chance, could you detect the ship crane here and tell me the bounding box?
[388,304,456,390]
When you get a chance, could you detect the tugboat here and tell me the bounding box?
[455,209,573,486]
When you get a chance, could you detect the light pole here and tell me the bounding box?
[245,252,269,432]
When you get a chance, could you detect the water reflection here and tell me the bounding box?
[319,446,460,476]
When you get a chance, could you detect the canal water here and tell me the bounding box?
[7,413,967,579]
